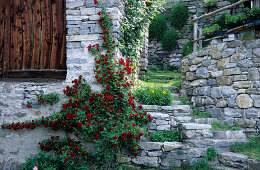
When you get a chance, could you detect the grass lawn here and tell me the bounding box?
[138,70,182,88]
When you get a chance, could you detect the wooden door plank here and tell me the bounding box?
[60,0,66,70]
[55,0,63,69]
[0,0,6,71]
[3,0,10,77]
[50,1,58,69]
[11,0,23,70]
[41,0,52,69]
[22,0,32,69]
[31,0,41,69]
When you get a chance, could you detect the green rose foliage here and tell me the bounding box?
[162,30,178,51]
[2,4,152,168]
[149,14,167,40]
[169,2,189,30]
[37,93,60,105]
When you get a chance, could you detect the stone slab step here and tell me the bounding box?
[172,93,180,99]
[143,105,191,113]
[182,129,213,139]
[191,118,219,124]
[179,123,212,130]
[219,152,248,170]
[213,139,248,153]
[139,142,183,151]
[172,101,181,105]
[212,130,247,140]
[175,116,192,123]
[210,165,240,170]
[185,139,248,152]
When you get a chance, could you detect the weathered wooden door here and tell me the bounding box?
[0,0,66,78]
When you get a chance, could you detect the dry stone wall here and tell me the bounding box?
[148,0,246,71]
[0,0,124,166]
[181,39,260,132]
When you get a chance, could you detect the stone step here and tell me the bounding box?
[191,118,219,124]
[219,152,248,170]
[175,116,192,123]
[212,130,247,140]
[210,164,240,170]
[153,75,176,79]
[143,105,191,114]
[172,100,181,105]
[179,123,212,130]
[172,93,180,100]
[182,129,213,139]
[213,139,248,153]
[185,139,248,153]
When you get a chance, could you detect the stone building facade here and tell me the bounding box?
[0,0,124,166]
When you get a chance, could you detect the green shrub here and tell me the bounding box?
[182,41,193,57]
[162,30,178,51]
[246,7,260,20]
[202,0,218,8]
[205,147,218,161]
[225,13,247,25]
[149,14,167,40]
[169,2,189,30]
[20,152,86,170]
[149,130,181,142]
[134,86,172,106]
[202,24,220,35]
[215,14,227,29]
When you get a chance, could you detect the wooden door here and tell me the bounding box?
[0,0,66,79]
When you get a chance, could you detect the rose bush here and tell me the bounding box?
[2,1,152,168]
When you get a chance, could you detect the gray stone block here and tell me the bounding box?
[132,156,159,168]
[206,108,223,118]
[196,67,209,78]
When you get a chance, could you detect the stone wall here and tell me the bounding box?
[0,0,124,166]
[181,39,260,131]
[148,0,246,71]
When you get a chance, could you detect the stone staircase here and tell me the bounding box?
[139,103,254,169]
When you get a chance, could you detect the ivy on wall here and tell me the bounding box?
[119,0,166,73]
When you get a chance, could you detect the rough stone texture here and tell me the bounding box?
[180,123,211,130]
[236,94,253,109]
[132,156,159,168]
[139,142,163,150]
[182,40,260,130]
[219,152,248,169]
[163,142,183,152]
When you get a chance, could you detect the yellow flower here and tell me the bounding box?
[167,89,168,91]
[152,90,155,93]
[163,91,166,94]
[155,88,157,90]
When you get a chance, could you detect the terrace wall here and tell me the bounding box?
[181,39,260,132]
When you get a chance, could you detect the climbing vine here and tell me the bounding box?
[119,0,166,73]
[1,1,152,168]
